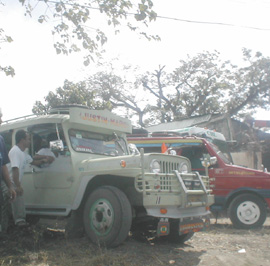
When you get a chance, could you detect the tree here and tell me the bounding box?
[0,29,15,76]
[33,67,151,127]
[33,50,270,127]
[86,69,151,127]
[142,51,232,123]
[1,0,158,66]
[226,49,270,118]
[141,50,270,124]
[32,79,112,114]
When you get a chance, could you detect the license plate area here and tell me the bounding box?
[188,194,203,202]
[179,218,206,234]
[157,218,210,236]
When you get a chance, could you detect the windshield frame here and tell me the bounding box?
[68,128,129,156]
[208,141,231,164]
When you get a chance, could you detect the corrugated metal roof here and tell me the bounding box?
[147,114,213,132]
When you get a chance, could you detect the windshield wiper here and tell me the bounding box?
[113,132,125,153]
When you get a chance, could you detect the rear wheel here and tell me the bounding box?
[26,215,40,226]
[228,194,267,229]
[83,186,132,247]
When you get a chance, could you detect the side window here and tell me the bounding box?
[181,147,206,169]
[1,130,13,152]
[28,123,65,157]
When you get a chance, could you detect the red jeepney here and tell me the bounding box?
[128,135,270,229]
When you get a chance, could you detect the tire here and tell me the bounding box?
[228,193,267,229]
[26,215,40,225]
[65,210,84,238]
[166,219,194,244]
[83,186,132,247]
[168,232,194,243]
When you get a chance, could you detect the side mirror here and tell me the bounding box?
[128,143,140,155]
[50,140,64,152]
[210,156,218,166]
[201,156,218,168]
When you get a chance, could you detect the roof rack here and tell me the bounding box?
[48,104,89,114]
[2,113,39,125]
[151,131,182,137]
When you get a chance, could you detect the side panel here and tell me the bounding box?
[209,167,270,197]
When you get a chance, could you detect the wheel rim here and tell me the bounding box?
[236,200,260,225]
[89,198,114,236]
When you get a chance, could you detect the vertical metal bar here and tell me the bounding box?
[140,148,146,193]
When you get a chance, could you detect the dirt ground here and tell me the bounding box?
[1,217,270,266]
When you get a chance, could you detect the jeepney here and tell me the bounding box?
[0,106,214,246]
[128,134,270,229]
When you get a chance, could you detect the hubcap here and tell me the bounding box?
[237,201,260,225]
[90,199,114,236]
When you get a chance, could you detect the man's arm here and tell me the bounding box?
[31,157,49,166]
[12,167,23,196]
[33,154,55,164]
[2,165,16,200]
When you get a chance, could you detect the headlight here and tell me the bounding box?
[178,162,189,173]
[150,159,161,174]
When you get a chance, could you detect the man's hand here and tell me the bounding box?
[15,185,24,196]
[8,187,16,201]
[42,158,49,164]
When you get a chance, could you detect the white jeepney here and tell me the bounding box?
[1,106,214,247]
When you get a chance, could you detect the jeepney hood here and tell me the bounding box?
[222,163,270,179]
[77,153,190,177]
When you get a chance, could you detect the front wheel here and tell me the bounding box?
[83,186,132,247]
[228,194,267,229]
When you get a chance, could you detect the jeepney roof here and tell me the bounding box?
[172,127,226,141]
[0,107,132,134]
[68,108,132,134]
[128,136,205,148]
[0,114,67,131]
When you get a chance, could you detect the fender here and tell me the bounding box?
[71,174,95,210]
[211,187,270,212]
[225,187,270,207]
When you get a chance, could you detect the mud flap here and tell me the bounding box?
[157,219,170,236]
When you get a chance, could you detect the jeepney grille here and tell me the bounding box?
[155,160,180,191]
[160,161,180,173]
[135,156,210,193]
[159,161,179,190]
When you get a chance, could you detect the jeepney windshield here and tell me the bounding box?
[208,142,231,164]
[69,129,129,156]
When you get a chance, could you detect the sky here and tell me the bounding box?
[1,0,270,122]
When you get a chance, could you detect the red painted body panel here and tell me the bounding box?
[128,136,270,208]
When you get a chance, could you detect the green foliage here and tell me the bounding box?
[33,50,270,126]
[0,28,15,76]
[7,0,158,65]
[87,69,150,126]
[33,65,150,126]
[226,48,270,116]
[0,66,15,77]
[141,50,270,124]
[32,79,112,114]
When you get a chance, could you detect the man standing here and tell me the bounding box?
[9,130,47,227]
[0,108,16,234]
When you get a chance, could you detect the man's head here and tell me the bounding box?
[15,130,31,150]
